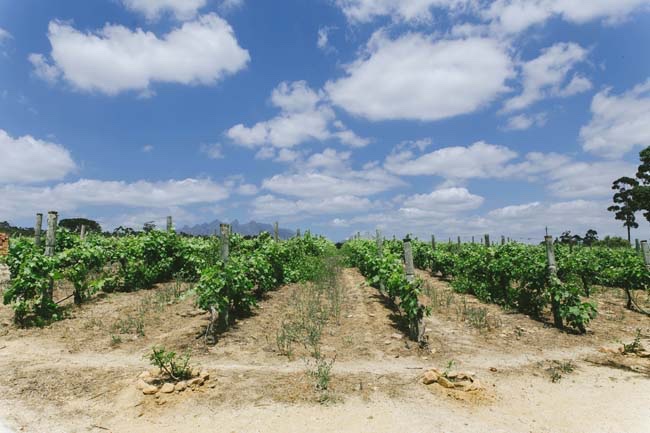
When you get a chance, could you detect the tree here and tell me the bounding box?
[143,221,156,233]
[634,146,650,221]
[583,229,598,246]
[59,218,102,234]
[608,176,639,243]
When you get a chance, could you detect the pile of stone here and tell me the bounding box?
[422,367,482,391]
[136,368,211,395]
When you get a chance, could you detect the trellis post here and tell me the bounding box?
[34,213,43,247]
[641,241,650,270]
[166,216,173,232]
[220,223,230,263]
[274,221,279,242]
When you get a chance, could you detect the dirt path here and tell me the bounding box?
[0,267,649,432]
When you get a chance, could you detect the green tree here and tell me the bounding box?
[608,176,639,243]
[633,146,650,222]
[59,218,102,234]
[583,229,598,246]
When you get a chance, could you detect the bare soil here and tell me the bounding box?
[0,264,649,433]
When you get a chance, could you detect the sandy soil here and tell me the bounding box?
[0,264,649,433]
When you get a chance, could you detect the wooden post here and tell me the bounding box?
[166,216,173,232]
[544,235,563,329]
[431,235,435,250]
[403,236,415,283]
[457,236,461,246]
[641,241,650,270]
[34,213,43,247]
[501,235,505,245]
[220,223,229,263]
[484,234,490,246]
[635,238,640,252]
[274,221,279,242]
[471,236,475,244]
[296,228,301,238]
[80,224,86,241]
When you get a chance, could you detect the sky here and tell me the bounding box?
[1,0,650,242]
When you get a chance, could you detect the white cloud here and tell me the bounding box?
[484,0,650,35]
[30,14,249,95]
[0,178,229,221]
[580,79,650,158]
[29,53,61,83]
[251,194,373,218]
[546,160,635,198]
[0,27,11,44]
[401,187,484,214]
[262,166,403,199]
[502,42,590,112]
[385,141,518,178]
[200,142,224,159]
[504,112,547,130]
[227,81,368,149]
[121,0,207,20]
[236,183,258,195]
[0,129,76,184]
[305,148,351,170]
[326,33,513,121]
[317,27,332,51]
[335,0,471,23]
[142,144,154,153]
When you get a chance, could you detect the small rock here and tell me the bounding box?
[142,385,158,395]
[159,383,174,394]
[455,371,476,381]
[199,371,210,381]
[383,340,391,345]
[454,380,473,390]
[391,333,403,340]
[437,376,455,389]
[149,367,161,377]
[174,381,187,392]
[468,379,482,391]
[135,379,148,390]
[422,370,439,385]
[489,367,498,372]
[188,377,204,387]
[138,371,151,380]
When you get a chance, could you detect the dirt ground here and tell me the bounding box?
[0,264,649,433]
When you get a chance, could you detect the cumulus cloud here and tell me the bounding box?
[0,129,76,184]
[0,178,229,221]
[504,112,547,130]
[121,0,207,20]
[227,81,369,149]
[335,0,472,23]
[384,139,632,198]
[401,187,484,215]
[502,42,590,112]
[200,142,224,159]
[580,79,650,158]
[251,194,374,218]
[262,167,403,199]
[0,27,11,44]
[30,14,249,95]
[484,0,650,35]
[326,33,513,121]
[385,141,518,178]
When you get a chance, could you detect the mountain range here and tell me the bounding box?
[179,219,295,239]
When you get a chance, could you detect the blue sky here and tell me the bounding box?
[1,0,650,241]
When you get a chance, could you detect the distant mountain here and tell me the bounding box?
[179,219,295,239]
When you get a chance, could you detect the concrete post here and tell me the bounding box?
[484,234,490,246]
[274,222,279,242]
[34,213,43,247]
[80,225,86,241]
[431,235,435,250]
[166,216,173,232]
[403,237,415,283]
[45,211,58,257]
[220,223,230,263]
[641,241,650,271]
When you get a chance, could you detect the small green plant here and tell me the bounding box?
[309,355,336,391]
[443,359,456,378]
[622,329,644,354]
[110,334,122,346]
[546,360,575,383]
[148,346,193,381]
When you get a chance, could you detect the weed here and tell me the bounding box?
[110,334,122,346]
[308,355,336,391]
[443,359,456,378]
[622,329,644,354]
[148,346,193,381]
[546,360,576,383]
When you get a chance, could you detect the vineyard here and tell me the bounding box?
[0,219,649,432]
